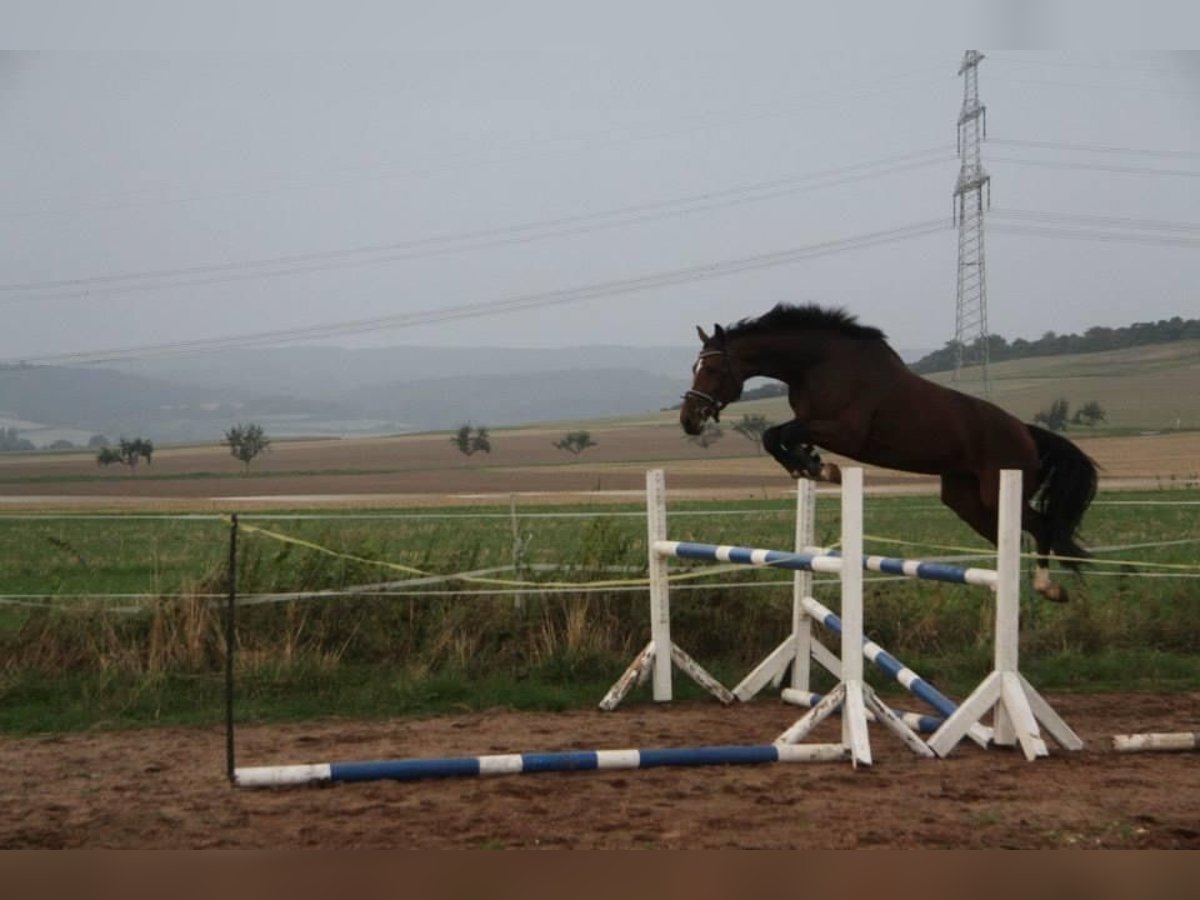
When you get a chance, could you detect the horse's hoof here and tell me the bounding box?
[820,463,842,485]
[1037,583,1069,603]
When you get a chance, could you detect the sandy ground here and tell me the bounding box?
[1,694,1197,849]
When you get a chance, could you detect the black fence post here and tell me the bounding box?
[225,513,239,784]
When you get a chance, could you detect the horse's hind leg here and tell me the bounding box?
[939,472,998,544]
[1023,507,1069,603]
[942,472,1068,603]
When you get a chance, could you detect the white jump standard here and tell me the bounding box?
[775,469,932,764]
[925,471,1083,761]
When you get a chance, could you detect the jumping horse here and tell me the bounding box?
[680,303,1098,601]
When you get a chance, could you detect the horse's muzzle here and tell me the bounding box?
[680,390,721,434]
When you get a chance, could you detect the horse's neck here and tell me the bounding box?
[731,333,819,381]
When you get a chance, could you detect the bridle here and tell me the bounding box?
[683,349,729,421]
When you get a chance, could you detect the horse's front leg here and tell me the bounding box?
[762,421,841,484]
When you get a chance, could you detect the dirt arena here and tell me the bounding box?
[2,694,1197,849]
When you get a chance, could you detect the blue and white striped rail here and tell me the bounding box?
[798,595,964,721]
[234,742,849,787]
[655,538,993,745]
[656,540,998,589]
[780,690,944,734]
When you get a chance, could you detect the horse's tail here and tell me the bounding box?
[1026,423,1099,569]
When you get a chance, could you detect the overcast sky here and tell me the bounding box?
[4,3,1200,364]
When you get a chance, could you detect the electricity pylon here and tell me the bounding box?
[953,50,992,396]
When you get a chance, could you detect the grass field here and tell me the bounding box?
[2,483,1197,734]
[0,416,1197,512]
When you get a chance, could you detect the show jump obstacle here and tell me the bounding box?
[230,466,1082,788]
[600,467,1083,766]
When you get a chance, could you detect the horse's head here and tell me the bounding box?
[680,323,743,435]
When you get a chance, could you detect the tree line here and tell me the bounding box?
[910,315,1200,375]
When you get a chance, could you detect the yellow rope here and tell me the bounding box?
[861,533,1200,572]
[227,517,1200,593]
[231,519,764,590]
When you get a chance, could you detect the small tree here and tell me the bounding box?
[553,430,597,456]
[1033,398,1071,432]
[96,446,122,466]
[116,437,154,471]
[684,421,723,449]
[87,434,110,448]
[0,427,35,451]
[224,423,271,473]
[731,414,773,452]
[1072,401,1107,428]
[451,423,491,457]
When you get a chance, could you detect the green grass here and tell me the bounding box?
[2,488,1198,735]
[2,648,1196,737]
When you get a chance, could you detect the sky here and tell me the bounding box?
[3,3,1200,365]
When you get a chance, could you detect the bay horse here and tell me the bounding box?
[680,303,1098,602]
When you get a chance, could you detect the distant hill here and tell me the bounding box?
[102,345,701,400]
[930,340,1200,432]
[347,368,687,430]
[0,342,976,449]
[0,363,349,446]
[0,360,689,446]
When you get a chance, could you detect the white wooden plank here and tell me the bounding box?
[1018,673,1084,751]
[670,642,734,705]
[1000,671,1048,761]
[776,682,845,745]
[842,680,873,767]
[598,640,655,711]
[731,634,796,702]
[927,671,1002,757]
[864,688,935,758]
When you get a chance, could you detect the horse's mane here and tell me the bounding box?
[725,303,887,342]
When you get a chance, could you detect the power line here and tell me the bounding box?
[993,222,1200,248]
[993,208,1200,234]
[989,156,1200,179]
[987,52,1196,80]
[991,138,1200,161]
[0,148,955,304]
[7,218,949,366]
[992,222,1200,249]
[989,74,1200,98]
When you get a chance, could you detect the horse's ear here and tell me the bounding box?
[713,324,725,344]
[696,325,710,344]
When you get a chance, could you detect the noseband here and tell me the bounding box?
[684,350,728,420]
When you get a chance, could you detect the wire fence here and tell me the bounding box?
[3,503,1199,613]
